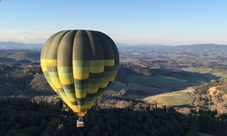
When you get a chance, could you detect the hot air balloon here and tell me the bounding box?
[40,30,119,127]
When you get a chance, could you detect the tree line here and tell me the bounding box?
[0,97,227,136]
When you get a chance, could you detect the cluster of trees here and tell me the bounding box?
[0,50,40,62]
[193,79,227,108]
[191,109,227,135]
[0,64,53,96]
[0,97,196,136]
[1,97,227,136]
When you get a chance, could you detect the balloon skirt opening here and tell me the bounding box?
[75,111,87,117]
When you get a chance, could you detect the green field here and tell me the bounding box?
[183,67,227,79]
[213,73,227,79]
[143,87,195,107]
[125,73,206,88]
[124,70,227,107]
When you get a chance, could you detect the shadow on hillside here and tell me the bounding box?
[112,67,222,97]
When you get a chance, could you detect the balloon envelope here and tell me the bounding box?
[40,30,119,116]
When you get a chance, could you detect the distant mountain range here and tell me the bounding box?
[0,42,43,50]
[116,43,167,47]
[0,42,167,50]
[0,41,226,50]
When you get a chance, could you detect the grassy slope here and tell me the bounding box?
[107,67,227,108]
[107,81,196,107]
[143,87,195,107]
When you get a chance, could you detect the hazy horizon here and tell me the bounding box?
[1,41,227,47]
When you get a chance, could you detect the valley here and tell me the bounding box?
[1,43,227,112]
[1,43,227,135]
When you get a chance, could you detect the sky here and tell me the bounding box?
[0,0,227,45]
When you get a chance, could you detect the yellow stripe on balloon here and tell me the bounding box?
[40,59,47,71]
[41,59,57,71]
[73,73,89,80]
[75,90,87,98]
[50,78,62,88]
[46,59,57,66]
[87,88,98,94]
[104,59,114,66]
[100,82,108,88]
[73,66,89,73]
[89,66,104,73]
[73,66,89,79]
[58,73,74,84]
[41,65,47,71]
[59,78,74,84]
[41,59,57,66]
[67,96,77,102]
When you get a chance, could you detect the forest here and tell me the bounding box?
[1,97,227,136]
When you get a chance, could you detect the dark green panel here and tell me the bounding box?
[74,79,89,85]
[104,66,114,72]
[95,31,114,59]
[89,73,103,79]
[88,78,102,84]
[102,71,113,78]
[73,30,90,60]
[62,84,75,89]
[40,31,61,59]
[57,30,76,66]
[86,31,104,60]
[76,98,86,105]
[45,30,69,60]
[64,88,76,95]
[85,87,106,102]
[75,83,89,90]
